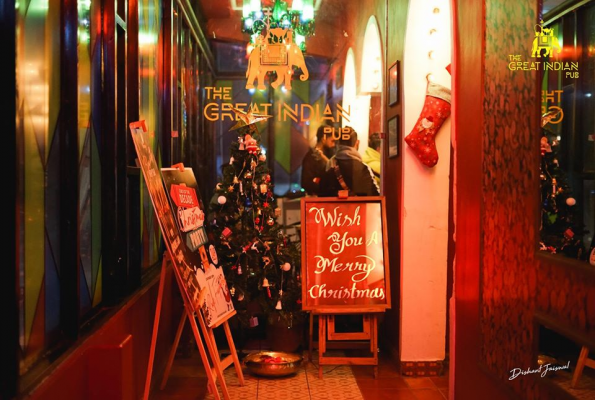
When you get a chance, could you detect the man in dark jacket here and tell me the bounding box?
[301,125,336,195]
[319,127,380,197]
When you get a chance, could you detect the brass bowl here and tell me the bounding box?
[244,351,303,377]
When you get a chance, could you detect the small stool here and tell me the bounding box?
[571,346,595,388]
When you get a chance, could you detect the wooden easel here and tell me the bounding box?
[143,253,244,400]
[311,313,379,379]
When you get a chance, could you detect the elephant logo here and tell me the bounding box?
[532,20,561,58]
[246,27,309,90]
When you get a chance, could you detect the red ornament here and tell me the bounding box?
[221,227,232,239]
[255,217,260,224]
[263,202,269,208]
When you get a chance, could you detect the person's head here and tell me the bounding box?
[338,126,359,149]
[316,124,336,151]
[368,133,381,151]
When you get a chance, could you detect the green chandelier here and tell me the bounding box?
[242,0,315,51]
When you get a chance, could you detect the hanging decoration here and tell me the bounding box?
[242,0,315,50]
[243,0,313,90]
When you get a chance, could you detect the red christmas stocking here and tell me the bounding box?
[404,82,451,167]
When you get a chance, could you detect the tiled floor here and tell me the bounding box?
[151,349,448,400]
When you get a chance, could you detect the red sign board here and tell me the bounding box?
[301,197,391,313]
[170,184,199,208]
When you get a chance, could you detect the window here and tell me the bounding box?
[539,2,595,265]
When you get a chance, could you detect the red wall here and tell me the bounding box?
[24,268,182,400]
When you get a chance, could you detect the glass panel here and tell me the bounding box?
[539,3,595,264]
[15,0,61,374]
[201,1,386,198]
[138,0,162,269]
[77,0,102,316]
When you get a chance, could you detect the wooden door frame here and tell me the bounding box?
[450,0,510,397]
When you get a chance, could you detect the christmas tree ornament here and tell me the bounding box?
[255,217,260,224]
[237,265,243,275]
[540,137,552,155]
[230,287,236,296]
[244,134,260,154]
[221,227,233,238]
[566,197,576,206]
[263,256,271,266]
[251,160,257,169]
[216,183,222,190]
[404,82,451,167]
[259,154,266,162]
[262,277,270,287]
[245,171,253,179]
[229,108,271,132]
[253,182,258,189]
[263,201,270,208]
[228,185,235,192]
[282,262,291,271]
[218,196,227,205]
[265,174,271,183]
[267,217,274,226]
[229,156,235,165]
[238,293,245,301]
[564,228,575,239]
[260,184,268,194]
[233,176,239,184]
[240,182,244,194]
[274,207,281,217]
[275,300,282,310]
[245,197,253,208]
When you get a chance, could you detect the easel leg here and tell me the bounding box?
[319,315,327,379]
[160,311,188,389]
[224,321,245,386]
[308,313,314,363]
[169,259,222,400]
[371,315,378,379]
[197,312,232,400]
[143,255,170,400]
[187,311,221,400]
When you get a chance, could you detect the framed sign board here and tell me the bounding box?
[162,167,235,326]
[301,197,391,314]
[130,121,233,327]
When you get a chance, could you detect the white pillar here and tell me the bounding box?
[400,0,452,364]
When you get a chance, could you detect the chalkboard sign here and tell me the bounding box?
[301,197,391,313]
[130,121,234,327]
[161,167,234,325]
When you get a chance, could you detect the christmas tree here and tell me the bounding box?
[207,108,304,328]
[539,117,586,259]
